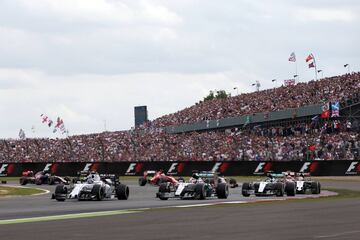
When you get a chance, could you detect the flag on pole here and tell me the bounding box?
[288,52,296,62]
[331,102,340,117]
[306,54,313,62]
[306,54,316,68]
[19,129,26,140]
[308,62,315,68]
[321,102,331,119]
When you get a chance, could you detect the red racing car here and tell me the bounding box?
[138,170,184,186]
[19,170,70,185]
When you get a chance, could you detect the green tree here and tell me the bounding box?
[202,90,230,102]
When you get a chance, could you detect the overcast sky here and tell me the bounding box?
[0,0,359,138]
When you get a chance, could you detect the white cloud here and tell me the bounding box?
[14,0,182,25]
[295,8,356,23]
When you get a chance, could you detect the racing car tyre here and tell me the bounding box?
[241,182,251,197]
[275,183,284,197]
[54,184,67,201]
[158,183,170,200]
[216,183,229,199]
[195,183,206,200]
[91,184,104,201]
[311,182,321,194]
[116,184,129,200]
[138,177,147,186]
[19,177,28,185]
[35,178,42,185]
[285,182,296,196]
[47,177,55,185]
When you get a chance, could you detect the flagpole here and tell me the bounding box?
[295,60,298,83]
[312,53,317,81]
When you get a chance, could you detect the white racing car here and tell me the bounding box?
[52,172,129,201]
[156,172,229,200]
[284,172,321,194]
[242,173,296,197]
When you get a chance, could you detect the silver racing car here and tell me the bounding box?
[52,172,129,201]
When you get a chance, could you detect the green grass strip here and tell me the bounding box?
[0,186,46,196]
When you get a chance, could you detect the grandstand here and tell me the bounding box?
[1,72,360,162]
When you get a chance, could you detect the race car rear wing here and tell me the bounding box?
[100,174,120,184]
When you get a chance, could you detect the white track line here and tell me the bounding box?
[315,230,360,238]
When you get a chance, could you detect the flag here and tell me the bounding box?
[306,54,313,62]
[308,62,315,68]
[41,114,48,123]
[331,102,340,117]
[284,79,295,86]
[48,120,53,127]
[55,117,63,128]
[288,52,296,62]
[19,129,26,140]
[321,102,331,119]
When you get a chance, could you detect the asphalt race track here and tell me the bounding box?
[1,180,359,240]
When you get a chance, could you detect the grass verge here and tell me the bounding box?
[0,186,46,197]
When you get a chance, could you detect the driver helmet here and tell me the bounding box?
[192,173,199,179]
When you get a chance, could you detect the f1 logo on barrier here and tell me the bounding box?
[346,161,360,175]
[83,163,99,172]
[0,163,15,176]
[253,162,272,175]
[299,162,319,174]
[211,162,230,174]
[43,163,59,174]
[125,163,143,175]
[167,163,185,175]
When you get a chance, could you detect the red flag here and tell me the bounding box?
[321,110,330,119]
[55,117,63,128]
[306,54,313,62]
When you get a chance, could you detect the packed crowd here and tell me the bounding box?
[1,119,358,162]
[1,72,360,162]
[152,72,360,127]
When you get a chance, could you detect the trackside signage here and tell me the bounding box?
[0,161,358,177]
[345,161,360,175]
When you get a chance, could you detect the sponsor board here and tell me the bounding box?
[125,163,144,176]
[345,161,360,175]
[0,161,359,177]
[253,162,273,175]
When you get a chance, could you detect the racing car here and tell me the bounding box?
[284,172,321,194]
[156,171,229,200]
[241,173,296,197]
[138,170,184,186]
[52,172,129,201]
[19,170,70,186]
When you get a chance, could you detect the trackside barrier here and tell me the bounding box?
[0,161,359,177]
